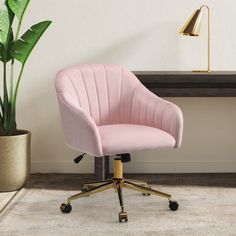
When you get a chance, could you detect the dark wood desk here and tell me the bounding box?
[95,71,236,179]
[135,71,236,97]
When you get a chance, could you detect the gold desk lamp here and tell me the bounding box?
[179,5,211,72]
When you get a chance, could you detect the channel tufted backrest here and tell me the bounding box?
[55,64,141,126]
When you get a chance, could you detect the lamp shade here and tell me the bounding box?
[179,9,203,36]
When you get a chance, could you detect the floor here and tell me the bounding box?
[0,173,235,236]
[1,173,235,210]
[0,191,18,214]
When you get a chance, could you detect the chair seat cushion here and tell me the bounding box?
[98,124,175,155]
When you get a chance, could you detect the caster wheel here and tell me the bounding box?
[60,203,72,213]
[142,186,151,196]
[119,212,128,222]
[169,201,179,211]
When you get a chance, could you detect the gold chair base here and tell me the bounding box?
[67,178,172,204]
[60,159,178,221]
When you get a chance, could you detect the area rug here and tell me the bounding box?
[0,185,235,236]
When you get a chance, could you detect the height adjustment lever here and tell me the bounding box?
[74,153,86,164]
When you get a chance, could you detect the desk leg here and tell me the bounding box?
[95,156,109,180]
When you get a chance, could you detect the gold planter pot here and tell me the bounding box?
[0,130,31,192]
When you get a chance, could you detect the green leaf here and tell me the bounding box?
[0,2,14,48]
[0,29,14,62]
[11,20,51,64]
[8,0,30,21]
[0,43,3,61]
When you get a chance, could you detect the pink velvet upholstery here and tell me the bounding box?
[98,124,175,155]
[55,64,183,156]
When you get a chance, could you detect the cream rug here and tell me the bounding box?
[0,185,236,236]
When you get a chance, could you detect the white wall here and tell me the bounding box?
[1,0,236,173]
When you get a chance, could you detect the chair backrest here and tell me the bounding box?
[55,64,141,126]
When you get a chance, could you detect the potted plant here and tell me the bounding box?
[0,0,51,191]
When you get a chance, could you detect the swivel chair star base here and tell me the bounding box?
[60,154,179,222]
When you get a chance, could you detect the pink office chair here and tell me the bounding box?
[55,64,183,222]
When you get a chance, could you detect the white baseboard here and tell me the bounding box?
[31,160,236,173]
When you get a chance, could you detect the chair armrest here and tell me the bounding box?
[57,92,103,156]
[133,85,183,148]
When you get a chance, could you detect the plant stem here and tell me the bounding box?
[10,59,14,102]
[0,96,3,122]
[15,19,22,40]
[3,62,8,100]
[7,63,25,135]
[0,94,3,112]
[12,63,25,110]
[10,14,24,104]
[0,61,9,135]
[9,17,22,104]
[0,126,4,136]
[3,61,8,124]
[0,96,3,125]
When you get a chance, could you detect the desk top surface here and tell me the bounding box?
[134,71,236,84]
[133,71,236,96]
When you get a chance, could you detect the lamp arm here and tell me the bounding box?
[200,5,211,72]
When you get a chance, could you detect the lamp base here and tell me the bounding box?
[192,70,211,73]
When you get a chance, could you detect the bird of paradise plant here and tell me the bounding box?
[0,0,51,136]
